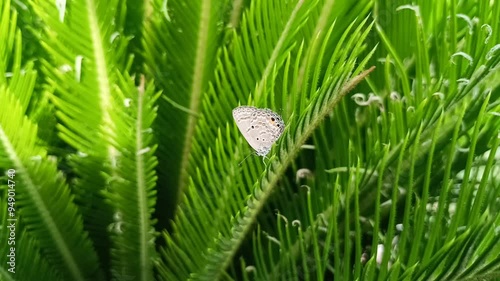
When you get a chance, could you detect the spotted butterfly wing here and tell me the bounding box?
[232,106,285,156]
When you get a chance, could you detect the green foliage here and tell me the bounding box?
[1,0,500,281]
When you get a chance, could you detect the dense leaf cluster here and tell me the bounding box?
[0,0,500,280]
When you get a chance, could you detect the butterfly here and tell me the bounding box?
[232,106,285,156]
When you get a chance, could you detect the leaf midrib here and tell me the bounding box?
[135,83,153,281]
[177,0,214,204]
[0,126,87,281]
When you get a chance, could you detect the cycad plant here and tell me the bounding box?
[1,0,500,280]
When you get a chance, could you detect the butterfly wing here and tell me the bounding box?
[233,106,284,156]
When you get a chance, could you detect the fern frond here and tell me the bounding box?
[0,229,60,281]
[0,89,103,280]
[157,0,376,274]
[106,74,160,281]
[142,0,230,223]
[31,0,132,265]
[2,0,499,280]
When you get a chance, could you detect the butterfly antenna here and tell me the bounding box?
[238,153,253,166]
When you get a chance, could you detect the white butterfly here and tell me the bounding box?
[232,106,285,156]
